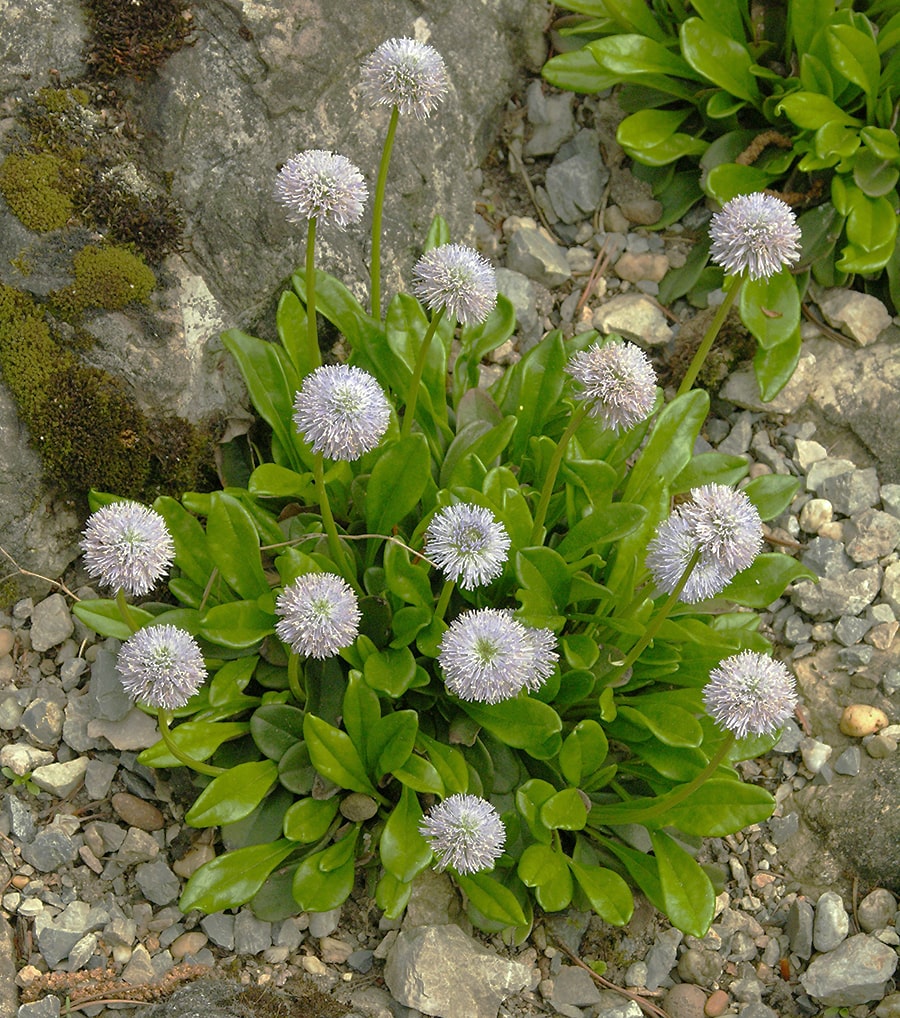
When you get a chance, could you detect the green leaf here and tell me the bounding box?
[753,328,802,402]
[200,601,274,650]
[364,646,418,698]
[789,0,834,57]
[673,452,748,494]
[456,872,527,927]
[248,463,314,500]
[588,35,703,86]
[185,760,278,827]
[292,836,357,912]
[743,474,800,521]
[651,830,715,936]
[453,295,517,406]
[541,788,588,831]
[383,540,433,609]
[303,714,377,795]
[342,672,380,763]
[73,599,154,640]
[380,785,432,882]
[568,860,634,925]
[603,0,669,41]
[740,271,801,350]
[368,710,418,779]
[366,435,431,533]
[776,92,861,129]
[460,697,563,758]
[704,163,778,204]
[680,18,761,104]
[283,797,339,843]
[617,110,708,166]
[663,779,775,836]
[419,733,469,795]
[376,871,413,919]
[153,496,215,590]
[617,703,703,748]
[276,289,315,380]
[180,839,295,913]
[853,148,900,200]
[250,703,306,761]
[516,778,556,844]
[138,722,250,768]
[559,720,609,787]
[542,49,621,93]
[518,844,574,912]
[393,754,444,795]
[206,492,270,600]
[826,23,880,97]
[556,503,646,560]
[722,554,817,609]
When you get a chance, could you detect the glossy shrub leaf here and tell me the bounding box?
[376,871,413,919]
[185,760,278,827]
[208,657,258,708]
[393,754,444,795]
[559,720,609,787]
[292,838,356,912]
[743,474,800,521]
[283,796,339,843]
[540,788,588,831]
[276,289,315,380]
[303,714,377,795]
[753,327,802,402]
[542,48,620,93]
[569,860,633,925]
[180,839,295,913]
[854,149,900,198]
[673,452,748,494]
[662,779,775,836]
[826,23,880,97]
[199,601,275,650]
[777,92,860,129]
[617,110,708,166]
[251,703,306,761]
[680,18,761,104]
[651,830,715,936]
[139,722,250,768]
[248,464,314,500]
[588,35,702,85]
[154,496,215,590]
[342,672,380,761]
[624,390,708,503]
[461,698,563,759]
[456,872,527,927]
[380,785,432,882]
[617,702,703,748]
[364,646,418,698]
[722,554,817,609]
[518,844,573,911]
[516,778,555,844]
[740,271,801,350]
[383,541,433,609]
[368,710,418,779]
[366,434,431,533]
[419,733,469,795]
[556,503,646,560]
[73,600,154,641]
[704,162,778,204]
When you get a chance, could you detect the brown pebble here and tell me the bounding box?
[664,983,707,1018]
[173,842,216,878]
[705,989,730,1017]
[170,931,208,961]
[111,792,165,832]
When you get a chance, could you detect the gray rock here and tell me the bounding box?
[800,537,852,578]
[135,861,181,906]
[833,746,862,776]
[30,757,88,797]
[592,294,673,347]
[308,906,342,938]
[845,508,900,562]
[738,1005,778,1018]
[833,614,872,646]
[404,870,460,928]
[719,353,816,414]
[553,965,602,1006]
[233,909,272,955]
[87,646,133,722]
[0,691,25,732]
[67,932,98,971]
[772,721,803,754]
[818,288,891,346]
[613,251,668,285]
[544,910,591,956]
[791,566,881,621]
[882,484,900,519]
[121,944,157,985]
[882,561,900,615]
[0,917,18,1018]
[17,999,62,1018]
[34,901,91,967]
[546,142,607,224]
[800,933,898,1005]
[4,795,36,843]
[19,699,64,749]
[384,925,529,1018]
[821,467,882,517]
[505,224,571,287]
[784,616,812,645]
[838,644,874,671]
[798,498,833,534]
[200,913,235,951]
[786,899,814,959]
[116,828,160,866]
[20,826,79,873]
[0,742,54,776]
[29,594,74,652]
[813,890,849,952]
[793,438,828,471]
[677,947,723,986]
[644,927,682,990]
[62,689,105,753]
[877,992,900,1018]
[524,80,575,158]
[495,268,543,348]
[858,888,898,932]
[718,414,754,456]
[87,707,159,750]
[84,757,118,800]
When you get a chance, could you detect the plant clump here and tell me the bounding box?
[81,0,194,79]
[0,152,74,231]
[52,244,156,316]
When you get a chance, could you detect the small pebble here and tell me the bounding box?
[858,888,898,932]
[111,792,165,832]
[704,989,730,1016]
[839,703,889,737]
[864,733,898,758]
[663,982,707,1018]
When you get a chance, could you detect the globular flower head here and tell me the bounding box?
[293,364,391,461]
[566,339,657,433]
[709,192,801,281]
[274,150,367,229]
[117,624,206,710]
[360,37,449,119]
[81,501,175,596]
[645,513,735,604]
[703,650,798,739]
[412,243,497,326]
[419,793,506,874]
[424,503,511,589]
[275,573,361,659]
[681,483,763,574]
[438,608,557,704]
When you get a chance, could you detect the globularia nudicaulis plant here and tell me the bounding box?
[74,35,816,940]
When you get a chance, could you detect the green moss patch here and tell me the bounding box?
[0,153,74,232]
[52,244,156,316]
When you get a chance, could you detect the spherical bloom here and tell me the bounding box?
[81,501,175,596]
[566,339,657,433]
[645,513,735,604]
[293,364,391,461]
[439,608,557,704]
[680,483,763,574]
[419,793,506,875]
[412,243,497,326]
[275,573,361,659]
[424,503,511,589]
[116,624,206,710]
[703,651,798,739]
[709,192,801,281]
[274,150,367,229]
[360,37,449,119]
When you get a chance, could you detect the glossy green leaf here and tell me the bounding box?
[366,434,431,534]
[393,753,444,795]
[789,0,834,57]
[180,839,295,913]
[368,710,418,779]
[516,778,556,843]
[541,788,588,831]
[542,49,620,93]
[453,295,517,405]
[776,92,861,129]
[617,702,703,748]
[617,110,708,166]
[601,837,665,914]
[154,496,215,590]
[740,270,801,350]
[826,23,880,97]
[588,35,703,84]
[461,697,563,758]
[139,722,250,768]
[185,760,278,827]
[200,601,274,650]
[456,872,527,927]
[673,452,748,494]
[743,474,800,521]
[662,779,775,836]
[651,830,716,936]
[342,671,380,762]
[559,720,609,787]
[283,796,339,842]
[603,0,669,40]
[380,785,432,882]
[303,714,377,795]
[556,503,646,560]
[419,733,469,795]
[73,599,154,641]
[518,843,574,911]
[276,289,315,380]
[853,149,900,199]
[292,840,356,912]
[376,871,413,919]
[680,18,761,103]
[753,327,802,402]
[251,703,306,761]
[860,126,900,162]
[248,463,314,500]
[568,860,634,925]
[383,540,433,609]
[364,646,418,698]
[722,554,817,608]
[206,492,269,599]
[704,163,778,204]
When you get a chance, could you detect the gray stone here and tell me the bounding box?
[798,498,833,534]
[30,757,88,797]
[784,616,812,645]
[505,224,571,287]
[813,890,849,952]
[308,906,342,938]
[135,861,181,906]
[833,746,862,776]
[552,965,602,1006]
[20,826,78,872]
[858,888,898,932]
[718,414,754,456]
[882,484,900,519]
[34,902,91,967]
[791,566,881,621]
[546,144,607,224]
[845,508,900,562]
[719,353,816,414]
[19,699,64,748]
[384,925,529,1018]
[0,742,54,776]
[806,458,856,494]
[864,732,897,758]
[87,646,133,722]
[793,438,828,471]
[0,692,24,732]
[876,992,900,1018]
[62,690,104,753]
[116,828,160,866]
[87,707,159,750]
[67,932,98,971]
[0,917,18,1018]
[644,927,682,990]
[737,1005,778,1018]
[544,910,591,956]
[838,644,874,671]
[592,293,673,347]
[4,795,36,843]
[29,594,74,652]
[495,268,543,348]
[882,561,900,615]
[800,933,898,1005]
[84,757,118,800]
[613,251,668,285]
[404,870,459,928]
[200,913,235,951]
[786,898,814,959]
[122,944,157,985]
[17,999,62,1018]
[524,80,575,157]
[801,536,852,578]
[818,288,892,346]
[676,947,723,986]
[772,721,803,754]
[833,614,872,646]
[233,909,272,955]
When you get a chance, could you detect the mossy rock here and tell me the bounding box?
[52,243,156,316]
[0,152,74,232]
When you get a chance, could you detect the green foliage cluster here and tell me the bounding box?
[0,152,74,231]
[52,244,156,317]
[543,0,900,311]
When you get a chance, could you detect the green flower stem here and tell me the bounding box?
[675,275,743,397]
[530,404,589,544]
[400,306,445,439]
[288,653,305,704]
[115,588,141,634]
[370,105,399,318]
[306,217,321,369]
[608,547,701,684]
[313,453,361,593]
[433,578,455,623]
[157,709,225,777]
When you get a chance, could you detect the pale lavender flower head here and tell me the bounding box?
[81,501,175,596]
[438,608,557,704]
[424,503,510,589]
[412,243,497,326]
[645,513,735,603]
[709,192,801,281]
[275,573,361,659]
[274,150,367,229]
[117,624,205,710]
[293,364,391,461]
[566,339,657,433]
[419,793,506,874]
[360,37,449,119]
[703,651,798,739]
[680,483,763,575]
